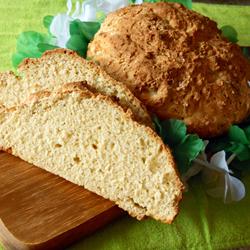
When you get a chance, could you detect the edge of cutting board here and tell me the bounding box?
[0,207,122,250]
[0,152,124,250]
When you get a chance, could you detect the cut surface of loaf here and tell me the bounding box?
[0,83,183,223]
[0,49,152,127]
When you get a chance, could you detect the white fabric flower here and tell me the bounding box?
[50,0,136,48]
[96,0,130,14]
[202,151,245,203]
[49,0,74,48]
[134,0,143,4]
[50,13,72,48]
[183,141,245,203]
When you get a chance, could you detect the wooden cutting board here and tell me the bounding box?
[0,152,123,250]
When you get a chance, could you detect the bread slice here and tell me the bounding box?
[0,83,183,223]
[0,49,152,127]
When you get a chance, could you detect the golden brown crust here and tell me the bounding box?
[20,49,78,68]
[23,90,52,104]
[0,146,12,154]
[88,2,250,138]
[19,49,153,128]
[0,71,20,81]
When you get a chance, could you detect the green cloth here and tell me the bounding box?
[0,1,250,250]
[193,3,250,47]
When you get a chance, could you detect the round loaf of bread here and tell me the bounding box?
[88,2,250,137]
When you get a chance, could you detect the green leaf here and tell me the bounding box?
[160,119,187,146]
[16,32,48,55]
[43,15,54,30]
[153,118,204,174]
[70,20,100,41]
[152,116,163,138]
[12,52,28,68]
[67,20,100,57]
[66,34,88,57]
[12,31,50,67]
[12,31,57,68]
[228,125,249,144]
[37,43,58,53]
[221,25,238,44]
[243,126,250,141]
[70,21,81,36]
[174,134,204,174]
[207,125,250,168]
[227,143,250,161]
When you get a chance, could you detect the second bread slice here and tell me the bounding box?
[0,49,152,127]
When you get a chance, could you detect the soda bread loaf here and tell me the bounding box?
[0,49,152,127]
[0,83,183,223]
[88,2,250,138]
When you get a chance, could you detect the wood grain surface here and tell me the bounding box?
[0,152,123,250]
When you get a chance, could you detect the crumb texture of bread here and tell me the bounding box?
[88,2,250,137]
[0,49,152,127]
[0,85,183,223]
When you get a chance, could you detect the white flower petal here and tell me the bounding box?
[67,0,72,15]
[183,142,245,204]
[98,0,129,14]
[50,14,72,48]
[72,1,81,19]
[80,1,98,21]
[224,174,246,203]
[210,151,229,172]
[111,0,130,10]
